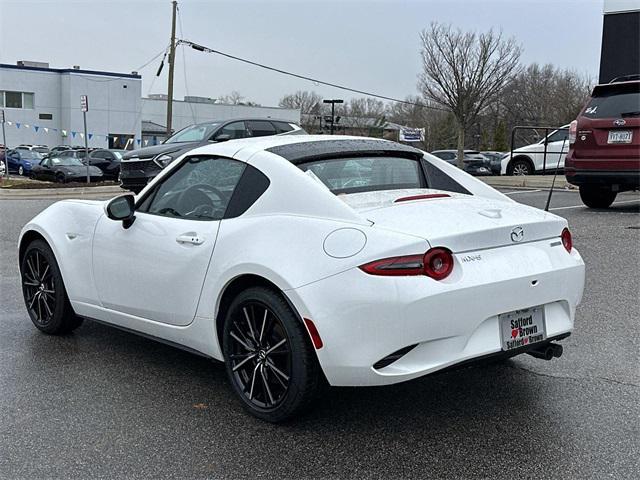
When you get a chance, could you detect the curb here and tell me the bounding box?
[0,185,123,199]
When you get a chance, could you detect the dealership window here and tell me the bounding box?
[0,91,35,109]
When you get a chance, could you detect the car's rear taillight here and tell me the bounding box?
[561,228,573,253]
[568,120,577,145]
[359,247,454,280]
[423,248,454,280]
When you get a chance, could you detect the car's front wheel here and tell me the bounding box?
[55,173,66,183]
[222,287,323,422]
[21,239,83,334]
[579,185,617,209]
[507,158,533,176]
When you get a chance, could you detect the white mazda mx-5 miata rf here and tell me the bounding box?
[19,136,585,421]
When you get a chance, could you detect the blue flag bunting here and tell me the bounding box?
[16,123,21,129]
[88,133,93,140]
[34,126,39,132]
[71,131,77,138]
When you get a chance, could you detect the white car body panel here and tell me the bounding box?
[500,126,570,175]
[19,135,585,386]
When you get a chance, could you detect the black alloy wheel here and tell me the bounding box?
[508,159,533,176]
[21,240,82,334]
[222,287,323,422]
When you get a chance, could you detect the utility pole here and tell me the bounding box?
[166,0,178,137]
[323,99,343,135]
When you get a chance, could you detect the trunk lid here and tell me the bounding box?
[341,189,565,252]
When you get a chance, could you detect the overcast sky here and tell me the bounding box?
[0,0,604,107]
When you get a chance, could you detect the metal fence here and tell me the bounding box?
[509,126,570,174]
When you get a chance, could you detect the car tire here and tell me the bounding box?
[55,173,66,184]
[222,286,323,422]
[579,185,617,209]
[21,239,83,335]
[507,158,533,176]
[18,165,24,176]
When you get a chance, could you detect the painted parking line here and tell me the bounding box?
[503,189,542,195]
[549,199,640,211]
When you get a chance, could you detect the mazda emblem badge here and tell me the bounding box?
[510,226,524,243]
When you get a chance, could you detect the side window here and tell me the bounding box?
[546,130,568,143]
[42,158,50,167]
[272,121,294,133]
[422,159,471,195]
[215,121,246,140]
[247,120,276,137]
[139,156,246,221]
[92,151,108,159]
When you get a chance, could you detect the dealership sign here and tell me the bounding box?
[399,127,425,142]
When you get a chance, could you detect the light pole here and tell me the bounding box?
[80,95,89,183]
[323,99,343,135]
[1,110,7,179]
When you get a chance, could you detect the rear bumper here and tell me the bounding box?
[565,151,640,188]
[565,168,640,188]
[289,239,585,386]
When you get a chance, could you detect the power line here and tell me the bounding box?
[73,47,171,83]
[177,39,447,112]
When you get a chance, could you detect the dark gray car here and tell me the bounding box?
[430,150,492,176]
[120,118,305,192]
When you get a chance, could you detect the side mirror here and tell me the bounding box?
[106,194,136,229]
[214,133,231,142]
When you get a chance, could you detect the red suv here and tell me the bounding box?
[565,76,640,208]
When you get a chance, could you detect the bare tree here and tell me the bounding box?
[419,23,522,166]
[279,90,323,114]
[217,91,261,106]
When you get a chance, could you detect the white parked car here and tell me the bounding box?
[501,125,570,175]
[19,135,585,421]
[0,158,5,176]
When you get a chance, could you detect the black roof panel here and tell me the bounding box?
[265,138,423,164]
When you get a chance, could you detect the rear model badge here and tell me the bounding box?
[614,119,626,126]
[510,226,524,243]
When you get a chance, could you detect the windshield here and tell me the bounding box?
[50,157,84,167]
[164,123,220,143]
[298,156,425,194]
[21,151,43,160]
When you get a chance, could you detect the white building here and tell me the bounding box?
[1,61,300,150]
[1,61,142,149]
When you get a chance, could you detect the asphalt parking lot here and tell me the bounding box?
[1,188,638,479]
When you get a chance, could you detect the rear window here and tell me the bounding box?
[298,156,425,194]
[584,83,640,118]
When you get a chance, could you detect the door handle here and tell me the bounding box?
[176,233,205,245]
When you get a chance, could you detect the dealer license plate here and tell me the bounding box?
[499,306,546,351]
[607,130,633,144]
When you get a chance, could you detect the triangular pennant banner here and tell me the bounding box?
[113,136,118,143]
[24,124,30,128]
[62,129,67,136]
[44,127,49,133]
[16,123,21,129]
[34,126,39,132]
[79,133,84,139]
[88,133,93,140]
[144,140,149,146]
[71,131,77,138]
[136,139,141,145]
[6,121,12,126]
